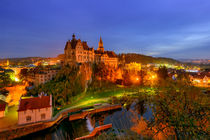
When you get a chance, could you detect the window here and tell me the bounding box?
[41,114,46,120]
[26,116,31,122]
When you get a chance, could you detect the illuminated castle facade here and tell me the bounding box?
[64,34,118,67]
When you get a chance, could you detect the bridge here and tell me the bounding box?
[69,104,122,121]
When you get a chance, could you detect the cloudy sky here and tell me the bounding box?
[1,0,210,59]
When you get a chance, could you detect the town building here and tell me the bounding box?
[64,34,118,67]
[17,95,52,125]
[0,100,7,118]
[33,69,58,86]
[26,68,58,86]
[124,62,142,73]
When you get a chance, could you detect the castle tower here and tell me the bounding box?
[97,36,104,52]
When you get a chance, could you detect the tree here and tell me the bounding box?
[157,66,168,80]
[0,74,11,87]
[149,82,209,139]
[27,65,85,107]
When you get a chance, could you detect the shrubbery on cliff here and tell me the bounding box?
[27,65,86,106]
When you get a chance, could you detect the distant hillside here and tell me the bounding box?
[118,53,181,65]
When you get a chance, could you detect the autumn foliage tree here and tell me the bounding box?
[149,82,209,139]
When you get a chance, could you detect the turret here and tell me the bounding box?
[64,40,71,50]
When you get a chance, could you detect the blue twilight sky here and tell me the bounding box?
[0,0,210,59]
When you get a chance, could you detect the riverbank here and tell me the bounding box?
[0,104,121,139]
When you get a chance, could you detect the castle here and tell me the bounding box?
[64,34,118,67]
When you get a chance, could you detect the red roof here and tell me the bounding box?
[0,101,6,111]
[18,96,51,112]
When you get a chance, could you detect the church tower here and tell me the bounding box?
[97,36,104,52]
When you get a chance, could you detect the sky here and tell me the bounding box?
[0,0,210,59]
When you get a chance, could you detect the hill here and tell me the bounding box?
[118,53,181,65]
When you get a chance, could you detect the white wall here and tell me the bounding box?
[18,107,52,125]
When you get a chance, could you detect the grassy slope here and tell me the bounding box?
[53,85,156,115]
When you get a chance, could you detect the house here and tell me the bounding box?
[64,34,118,67]
[17,95,52,125]
[0,100,7,118]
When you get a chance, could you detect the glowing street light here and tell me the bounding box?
[151,75,156,79]
[15,77,20,82]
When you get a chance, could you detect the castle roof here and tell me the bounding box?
[106,51,118,58]
[65,35,93,51]
[82,41,94,51]
[94,50,117,58]
[64,39,78,50]
[18,96,51,111]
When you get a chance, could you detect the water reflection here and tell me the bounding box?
[17,86,209,139]
[17,100,154,140]
[17,119,90,140]
[86,116,94,132]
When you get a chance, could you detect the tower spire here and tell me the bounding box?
[97,36,104,52]
[100,36,103,44]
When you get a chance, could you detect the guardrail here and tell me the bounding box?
[75,124,112,140]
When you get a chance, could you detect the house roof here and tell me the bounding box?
[18,96,51,112]
[0,100,7,111]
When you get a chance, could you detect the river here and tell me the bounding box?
[17,100,154,140]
